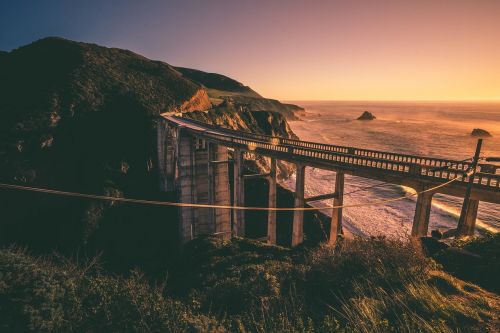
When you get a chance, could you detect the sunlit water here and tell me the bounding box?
[282,101,500,237]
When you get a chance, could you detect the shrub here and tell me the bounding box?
[0,247,225,332]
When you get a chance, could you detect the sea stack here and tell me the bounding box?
[357,111,376,120]
[471,128,492,137]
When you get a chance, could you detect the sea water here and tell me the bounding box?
[282,101,500,237]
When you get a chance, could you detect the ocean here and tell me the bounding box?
[282,101,500,237]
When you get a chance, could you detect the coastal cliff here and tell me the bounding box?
[0,37,300,262]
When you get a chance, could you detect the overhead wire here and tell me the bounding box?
[0,177,458,211]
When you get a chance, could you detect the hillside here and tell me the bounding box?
[0,37,299,269]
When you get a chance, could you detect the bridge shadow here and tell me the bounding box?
[243,178,329,246]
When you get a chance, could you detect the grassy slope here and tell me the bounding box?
[1,236,498,332]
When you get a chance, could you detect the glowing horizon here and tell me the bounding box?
[1,0,500,101]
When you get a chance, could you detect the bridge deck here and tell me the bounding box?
[162,115,500,204]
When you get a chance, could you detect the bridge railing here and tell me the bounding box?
[419,165,500,189]
[176,116,499,175]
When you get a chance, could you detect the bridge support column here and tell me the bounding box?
[208,143,215,226]
[292,164,305,247]
[233,149,245,237]
[457,199,479,236]
[156,119,176,191]
[208,143,232,239]
[328,172,345,246]
[411,189,434,237]
[267,158,277,245]
[177,128,196,244]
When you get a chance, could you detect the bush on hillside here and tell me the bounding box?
[1,236,497,332]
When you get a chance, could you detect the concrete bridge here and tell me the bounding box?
[157,114,500,246]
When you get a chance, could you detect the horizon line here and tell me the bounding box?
[281,99,500,103]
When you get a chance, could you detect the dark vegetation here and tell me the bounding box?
[434,233,500,293]
[0,38,185,270]
[1,236,498,332]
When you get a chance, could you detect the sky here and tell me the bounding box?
[1,0,500,101]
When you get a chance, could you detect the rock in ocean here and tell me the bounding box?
[357,111,376,120]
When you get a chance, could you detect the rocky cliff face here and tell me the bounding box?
[178,89,212,113]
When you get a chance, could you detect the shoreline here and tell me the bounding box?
[284,110,499,237]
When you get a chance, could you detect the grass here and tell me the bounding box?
[1,236,498,332]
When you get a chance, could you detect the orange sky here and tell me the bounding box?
[221,1,500,101]
[3,0,500,101]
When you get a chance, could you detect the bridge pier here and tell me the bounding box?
[156,121,176,191]
[411,188,434,237]
[208,143,232,239]
[176,130,231,244]
[328,172,345,245]
[177,128,196,244]
[292,164,306,247]
[233,149,245,237]
[457,199,479,236]
[267,158,277,245]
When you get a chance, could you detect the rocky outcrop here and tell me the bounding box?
[357,111,376,120]
[471,128,491,137]
[178,89,212,113]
